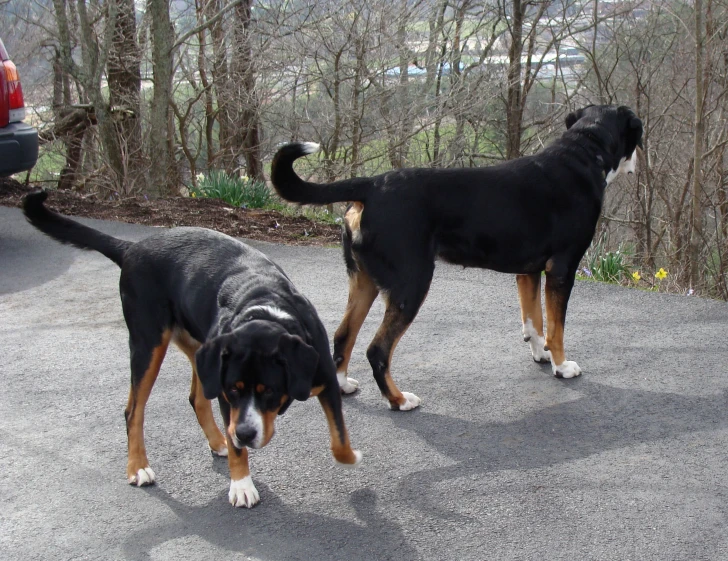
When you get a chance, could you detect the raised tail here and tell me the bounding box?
[23,190,132,267]
[270,142,372,205]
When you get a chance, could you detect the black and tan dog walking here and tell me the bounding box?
[23,190,361,508]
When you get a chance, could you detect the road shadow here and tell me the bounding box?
[347,379,728,520]
[123,484,416,561]
[0,208,76,294]
[0,208,151,295]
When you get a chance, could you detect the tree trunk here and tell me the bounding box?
[208,0,231,170]
[690,0,705,288]
[52,47,86,191]
[506,0,524,160]
[108,0,144,193]
[229,0,263,181]
[147,0,176,195]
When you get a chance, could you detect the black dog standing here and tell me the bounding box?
[271,105,643,411]
[23,191,361,508]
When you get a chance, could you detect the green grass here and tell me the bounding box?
[28,147,65,184]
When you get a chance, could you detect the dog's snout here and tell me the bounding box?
[235,425,257,447]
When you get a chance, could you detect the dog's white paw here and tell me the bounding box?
[530,342,552,363]
[337,372,359,394]
[229,476,260,508]
[391,391,421,411]
[211,445,228,457]
[128,466,156,486]
[553,361,581,379]
[336,449,363,467]
[523,320,551,363]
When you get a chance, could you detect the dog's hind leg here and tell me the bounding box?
[365,265,433,411]
[333,270,379,394]
[317,385,363,465]
[173,330,228,457]
[516,273,551,364]
[125,329,172,486]
[544,266,581,379]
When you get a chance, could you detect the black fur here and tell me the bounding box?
[22,191,358,499]
[270,105,643,402]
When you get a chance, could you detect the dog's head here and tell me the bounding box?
[195,321,319,450]
[565,105,643,184]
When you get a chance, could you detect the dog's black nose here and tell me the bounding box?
[235,426,257,446]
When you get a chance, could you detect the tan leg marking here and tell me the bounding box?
[544,278,566,366]
[517,273,552,363]
[259,396,287,448]
[380,332,406,406]
[370,299,419,409]
[226,434,251,481]
[333,270,379,375]
[126,330,171,484]
[174,330,227,454]
[516,273,544,336]
[318,396,359,464]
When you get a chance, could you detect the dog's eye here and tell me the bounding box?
[227,387,240,399]
[262,388,274,399]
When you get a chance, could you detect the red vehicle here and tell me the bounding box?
[0,38,38,177]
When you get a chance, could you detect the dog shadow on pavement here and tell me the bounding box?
[123,484,415,561]
[347,378,728,520]
[123,379,727,559]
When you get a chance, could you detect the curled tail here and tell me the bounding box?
[270,142,372,205]
[23,190,132,267]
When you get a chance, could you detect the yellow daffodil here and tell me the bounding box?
[191,192,197,198]
[655,268,668,280]
[632,271,641,282]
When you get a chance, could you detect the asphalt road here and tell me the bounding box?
[1,205,728,561]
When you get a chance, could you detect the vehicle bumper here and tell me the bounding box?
[0,121,39,177]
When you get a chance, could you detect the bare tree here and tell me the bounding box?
[147,0,176,195]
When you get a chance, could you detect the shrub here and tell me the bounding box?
[191,171,273,209]
[582,234,632,283]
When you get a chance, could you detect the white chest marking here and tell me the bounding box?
[245,305,293,322]
[605,152,637,185]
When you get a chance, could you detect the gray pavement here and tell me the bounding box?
[1,204,727,561]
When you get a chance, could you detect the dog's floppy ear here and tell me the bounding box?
[278,333,319,401]
[630,115,644,149]
[195,334,232,399]
[618,105,644,150]
[565,107,585,129]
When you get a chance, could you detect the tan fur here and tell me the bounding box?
[333,270,379,376]
[125,330,171,481]
[544,277,567,365]
[516,273,544,338]
[174,329,227,453]
[226,439,251,481]
[318,396,359,464]
[368,303,411,408]
[344,202,364,240]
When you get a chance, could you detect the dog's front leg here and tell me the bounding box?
[219,399,260,508]
[317,386,362,466]
[544,268,581,379]
[516,273,551,363]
